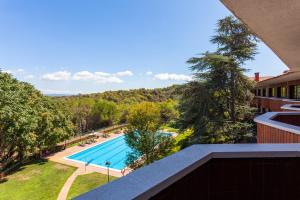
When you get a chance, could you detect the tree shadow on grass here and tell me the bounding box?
[0,178,8,184]
[5,158,48,176]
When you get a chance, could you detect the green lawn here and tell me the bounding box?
[0,160,76,200]
[160,124,179,133]
[67,172,117,199]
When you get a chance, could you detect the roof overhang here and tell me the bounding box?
[256,71,300,86]
[221,0,300,71]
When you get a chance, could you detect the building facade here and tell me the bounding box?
[253,71,300,112]
[252,71,300,143]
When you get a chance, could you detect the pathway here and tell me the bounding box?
[57,167,85,200]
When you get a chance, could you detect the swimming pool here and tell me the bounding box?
[66,133,172,171]
[66,135,132,171]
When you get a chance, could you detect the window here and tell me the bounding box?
[277,87,281,97]
[290,85,300,99]
[257,89,261,96]
[290,85,296,99]
[296,85,300,99]
[272,88,275,97]
[281,87,287,98]
[253,89,257,96]
[268,88,273,97]
[268,88,275,97]
[262,88,266,97]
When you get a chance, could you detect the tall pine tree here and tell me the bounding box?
[179,16,258,144]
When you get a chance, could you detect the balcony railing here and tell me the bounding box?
[254,96,300,103]
[75,144,300,200]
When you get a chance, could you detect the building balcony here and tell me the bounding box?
[75,144,300,200]
[281,104,300,111]
[253,96,300,112]
[255,112,300,143]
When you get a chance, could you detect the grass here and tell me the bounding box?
[0,160,76,200]
[160,124,179,133]
[67,172,117,199]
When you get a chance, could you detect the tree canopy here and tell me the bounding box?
[125,102,174,169]
[57,85,183,134]
[0,72,74,170]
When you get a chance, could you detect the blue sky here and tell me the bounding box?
[0,0,288,94]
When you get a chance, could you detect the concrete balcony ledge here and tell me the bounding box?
[75,144,300,200]
[255,112,300,135]
[255,96,300,103]
[281,104,300,111]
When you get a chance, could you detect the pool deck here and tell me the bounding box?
[47,133,129,178]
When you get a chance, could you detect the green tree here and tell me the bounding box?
[116,103,130,124]
[92,99,118,127]
[35,98,74,154]
[211,16,258,121]
[71,98,93,134]
[125,102,174,169]
[179,16,257,144]
[159,99,179,124]
[56,85,184,131]
[0,72,73,170]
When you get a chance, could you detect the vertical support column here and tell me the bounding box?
[286,82,290,99]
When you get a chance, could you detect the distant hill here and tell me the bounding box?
[56,84,185,104]
[45,93,73,97]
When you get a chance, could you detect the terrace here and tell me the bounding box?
[75,144,300,200]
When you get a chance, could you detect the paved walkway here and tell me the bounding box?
[57,168,83,200]
[57,124,127,147]
[57,166,105,200]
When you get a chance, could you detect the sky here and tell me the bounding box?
[0,0,288,95]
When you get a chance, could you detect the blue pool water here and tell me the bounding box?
[67,133,172,170]
[67,135,132,170]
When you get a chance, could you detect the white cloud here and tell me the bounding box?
[94,72,111,77]
[154,73,192,81]
[41,71,71,81]
[73,71,95,80]
[24,74,34,79]
[95,76,123,83]
[17,68,24,73]
[146,71,153,75]
[72,71,123,83]
[41,70,132,83]
[115,70,133,77]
